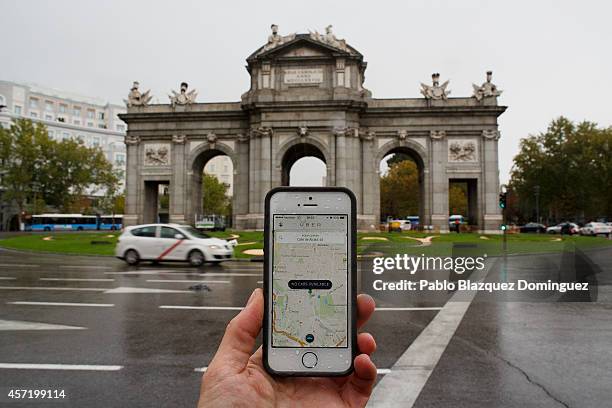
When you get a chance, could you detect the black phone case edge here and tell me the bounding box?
[262,186,358,377]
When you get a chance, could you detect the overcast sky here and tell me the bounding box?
[2,0,610,185]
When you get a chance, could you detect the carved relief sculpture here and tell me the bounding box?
[206,132,217,148]
[124,81,153,107]
[472,71,502,101]
[397,130,407,140]
[169,82,197,107]
[448,140,477,162]
[420,73,450,100]
[144,144,170,166]
[172,134,187,144]
[297,126,309,137]
[125,135,140,145]
[482,129,501,140]
[430,130,446,140]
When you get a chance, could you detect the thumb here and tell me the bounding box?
[209,288,264,373]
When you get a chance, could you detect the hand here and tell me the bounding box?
[198,289,377,408]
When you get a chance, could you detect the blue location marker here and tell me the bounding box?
[305,334,314,343]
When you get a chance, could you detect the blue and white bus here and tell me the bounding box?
[99,215,123,230]
[25,214,123,231]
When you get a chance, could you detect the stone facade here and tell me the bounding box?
[119,30,506,233]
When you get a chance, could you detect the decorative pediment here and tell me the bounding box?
[248,34,361,62]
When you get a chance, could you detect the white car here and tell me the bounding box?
[115,223,235,266]
[546,223,579,234]
[579,222,612,237]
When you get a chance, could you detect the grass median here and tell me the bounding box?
[0,230,610,259]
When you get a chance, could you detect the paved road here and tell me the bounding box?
[0,246,609,407]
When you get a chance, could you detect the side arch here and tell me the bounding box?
[275,137,332,186]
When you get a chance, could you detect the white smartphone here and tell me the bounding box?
[263,187,357,376]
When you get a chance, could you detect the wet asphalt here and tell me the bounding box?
[0,245,610,407]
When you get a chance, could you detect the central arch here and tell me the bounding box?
[188,142,237,227]
[277,138,331,186]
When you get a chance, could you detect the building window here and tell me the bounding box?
[59,104,67,113]
[48,130,54,138]
[14,105,22,116]
[98,123,107,129]
[0,95,5,106]
[98,112,105,120]
[115,153,126,166]
[62,132,70,140]
[223,165,228,172]
[45,114,53,121]
[92,136,100,147]
[116,124,126,132]
[73,119,81,126]
[209,164,216,172]
[87,110,95,119]
[77,134,85,143]
[87,122,94,127]
[73,107,81,117]
[45,101,54,111]
[30,111,38,118]
[29,98,38,109]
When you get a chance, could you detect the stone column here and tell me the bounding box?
[429,130,449,233]
[233,133,250,228]
[334,127,347,187]
[123,135,140,227]
[247,128,272,229]
[360,130,377,230]
[482,130,503,233]
[169,134,187,224]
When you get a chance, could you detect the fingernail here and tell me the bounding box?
[246,289,257,306]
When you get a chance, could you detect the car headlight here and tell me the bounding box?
[208,245,220,249]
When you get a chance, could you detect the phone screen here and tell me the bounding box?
[272,214,348,348]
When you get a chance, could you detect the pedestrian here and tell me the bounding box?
[197,289,377,407]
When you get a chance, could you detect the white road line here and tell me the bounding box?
[60,265,113,270]
[194,366,392,375]
[160,305,243,311]
[105,270,193,275]
[0,319,85,331]
[0,286,105,292]
[0,263,39,268]
[369,263,492,407]
[0,363,122,371]
[40,278,115,282]
[7,302,114,307]
[0,277,16,280]
[257,280,263,284]
[146,279,230,284]
[376,307,443,311]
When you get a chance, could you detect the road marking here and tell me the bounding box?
[257,280,263,284]
[146,279,230,284]
[369,263,492,407]
[40,278,115,282]
[0,319,85,331]
[194,366,392,375]
[376,307,443,311]
[0,286,105,292]
[0,277,16,280]
[60,265,113,270]
[8,302,114,307]
[104,286,191,294]
[105,270,194,275]
[0,363,122,371]
[0,263,39,268]
[160,305,243,310]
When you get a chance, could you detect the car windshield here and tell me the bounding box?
[179,226,211,239]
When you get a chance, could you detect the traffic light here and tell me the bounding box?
[500,224,507,231]
[499,192,507,209]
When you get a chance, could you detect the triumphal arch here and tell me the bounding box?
[120,25,506,232]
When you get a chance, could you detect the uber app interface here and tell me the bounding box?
[272,214,348,348]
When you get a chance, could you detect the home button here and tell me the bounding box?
[301,352,318,368]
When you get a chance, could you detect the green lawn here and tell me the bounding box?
[1,230,610,258]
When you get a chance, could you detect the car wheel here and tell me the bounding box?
[77,226,83,231]
[124,249,140,266]
[188,250,205,267]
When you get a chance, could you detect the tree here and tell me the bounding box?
[0,119,121,223]
[509,117,612,223]
[449,183,468,216]
[202,174,231,216]
[0,119,52,227]
[380,159,419,220]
